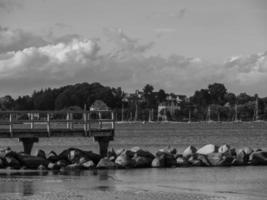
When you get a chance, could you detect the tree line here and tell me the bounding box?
[0,82,267,121]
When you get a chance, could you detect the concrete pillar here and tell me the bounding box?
[94,136,112,157]
[19,137,39,155]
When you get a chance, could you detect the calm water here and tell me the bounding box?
[0,122,267,200]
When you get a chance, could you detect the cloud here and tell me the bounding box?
[0,0,22,13]
[0,27,267,97]
[102,28,154,60]
[148,8,187,20]
[154,28,176,38]
[0,26,47,53]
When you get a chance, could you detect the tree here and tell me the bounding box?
[224,92,236,106]
[0,95,14,110]
[208,83,227,105]
[143,84,156,108]
[237,93,253,104]
[157,89,167,103]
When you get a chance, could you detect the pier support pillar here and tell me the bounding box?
[94,136,113,157]
[19,137,39,155]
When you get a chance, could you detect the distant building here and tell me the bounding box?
[158,101,180,121]
[158,93,182,121]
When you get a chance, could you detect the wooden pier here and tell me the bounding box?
[0,110,115,156]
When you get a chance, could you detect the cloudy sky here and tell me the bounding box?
[0,0,266,97]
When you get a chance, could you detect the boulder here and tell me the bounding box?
[83,151,102,165]
[65,163,83,170]
[58,148,101,165]
[56,160,68,168]
[48,162,60,170]
[197,144,218,155]
[183,146,197,159]
[242,147,253,156]
[156,151,176,167]
[151,155,165,168]
[132,148,154,160]
[34,149,46,159]
[249,151,267,165]
[97,158,117,169]
[218,144,231,154]
[0,158,6,168]
[81,160,95,169]
[196,154,211,166]
[47,151,58,163]
[107,148,117,160]
[19,155,48,169]
[160,145,177,155]
[234,150,249,165]
[115,148,125,156]
[176,156,190,167]
[188,156,204,167]
[206,153,233,166]
[115,154,135,168]
[38,164,47,170]
[5,156,21,169]
[133,156,152,168]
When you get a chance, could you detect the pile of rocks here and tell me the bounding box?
[0,144,267,170]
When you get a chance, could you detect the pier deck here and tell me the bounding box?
[0,110,115,156]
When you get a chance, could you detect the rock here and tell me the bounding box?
[131,147,154,159]
[218,144,231,154]
[234,150,249,165]
[47,151,58,163]
[56,160,68,168]
[206,153,233,166]
[58,148,101,165]
[176,156,190,167]
[133,156,152,168]
[107,148,117,159]
[34,149,46,159]
[48,162,60,170]
[83,151,102,165]
[197,144,218,155]
[82,160,95,169]
[97,158,117,169]
[151,155,165,168]
[115,148,125,156]
[242,147,253,156]
[195,154,211,166]
[115,154,135,168]
[0,158,6,168]
[160,145,177,155]
[156,151,176,167]
[188,156,204,166]
[5,156,21,169]
[19,155,48,169]
[65,163,83,170]
[249,151,267,165]
[183,146,197,159]
[38,164,47,170]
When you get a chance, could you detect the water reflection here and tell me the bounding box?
[0,167,266,199]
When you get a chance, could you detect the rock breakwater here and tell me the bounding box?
[0,144,267,171]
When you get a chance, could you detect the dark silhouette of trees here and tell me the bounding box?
[0,81,266,121]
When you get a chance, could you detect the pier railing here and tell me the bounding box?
[0,110,115,138]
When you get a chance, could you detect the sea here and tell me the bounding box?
[0,122,267,200]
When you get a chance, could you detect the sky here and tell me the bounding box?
[0,0,266,97]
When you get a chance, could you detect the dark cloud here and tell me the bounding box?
[0,26,47,53]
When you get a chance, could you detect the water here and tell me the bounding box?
[0,122,267,200]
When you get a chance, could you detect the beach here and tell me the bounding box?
[0,122,267,200]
